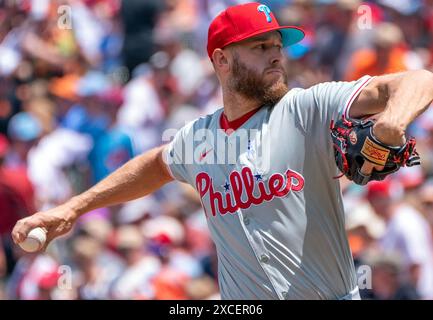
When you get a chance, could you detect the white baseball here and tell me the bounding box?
[19,227,47,252]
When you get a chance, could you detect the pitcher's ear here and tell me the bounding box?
[212,48,230,72]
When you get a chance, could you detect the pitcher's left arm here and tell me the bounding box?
[350,70,433,146]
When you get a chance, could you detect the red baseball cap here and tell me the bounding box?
[207,2,305,59]
[366,179,403,200]
[366,180,392,199]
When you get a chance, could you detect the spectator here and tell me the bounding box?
[120,0,166,75]
[366,180,433,299]
[360,249,420,300]
[345,22,408,81]
[110,225,161,299]
[0,134,34,278]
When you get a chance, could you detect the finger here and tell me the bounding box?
[40,238,51,252]
[360,161,375,175]
[360,161,385,175]
[11,225,21,244]
[12,221,28,244]
[11,218,40,244]
[41,227,65,252]
[375,164,385,172]
[41,229,67,252]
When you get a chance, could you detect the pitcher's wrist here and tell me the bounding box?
[372,120,406,146]
[65,196,89,220]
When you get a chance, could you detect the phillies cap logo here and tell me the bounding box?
[257,4,272,23]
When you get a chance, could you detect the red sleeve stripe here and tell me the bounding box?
[343,76,375,119]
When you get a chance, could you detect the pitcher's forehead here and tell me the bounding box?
[240,31,283,44]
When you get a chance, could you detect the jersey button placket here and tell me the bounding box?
[243,216,250,225]
[260,254,269,263]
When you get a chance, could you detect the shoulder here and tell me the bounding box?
[178,108,224,136]
[281,87,304,101]
[276,82,343,110]
[273,87,304,111]
[287,76,373,108]
[195,107,223,128]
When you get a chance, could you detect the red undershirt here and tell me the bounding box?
[220,107,261,134]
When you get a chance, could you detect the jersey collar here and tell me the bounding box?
[220,107,261,134]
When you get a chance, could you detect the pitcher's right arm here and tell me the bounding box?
[12,144,174,250]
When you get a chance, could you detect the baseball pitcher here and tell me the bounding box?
[12,2,433,299]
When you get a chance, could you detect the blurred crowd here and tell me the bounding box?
[0,0,433,300]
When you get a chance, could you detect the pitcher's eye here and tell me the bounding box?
[254,44,266,50]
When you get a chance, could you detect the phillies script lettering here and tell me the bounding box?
[196,167,305,217]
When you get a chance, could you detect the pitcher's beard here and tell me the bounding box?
[228,55,289,106]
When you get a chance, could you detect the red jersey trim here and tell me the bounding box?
[343,76,375,119]
[220,107,261,134]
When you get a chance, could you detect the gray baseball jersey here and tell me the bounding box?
[164,75,373,300]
